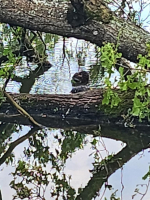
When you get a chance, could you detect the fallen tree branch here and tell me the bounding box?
[0,89,148,128]
[0,0,149,63]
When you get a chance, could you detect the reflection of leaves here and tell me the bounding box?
[35,39,45,55]
[25,131,50,165]
[10,182,32,200]
[45,34,59,49]
[51,173,76,200]
[10,160,50,199]
[142,166,150,180]
[77,51,85,66]
[89,64,104,84]
[60,130,85,162]
[110,190,120,200]
[10,157,76,200]
[0,123,19,163]
[104,190,120,200]
[5,153,15,165]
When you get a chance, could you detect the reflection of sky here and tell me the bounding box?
[102,150,150,200]
[1,126,150,199]
[1,26,150,199]
[5,37,121,94]
[0,126,31,199]
[30,38,97,94]
[132,0,150,30]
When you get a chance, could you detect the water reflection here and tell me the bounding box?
[5,36,120,95]
[0,121,150,199]
[5,37,98,94]
[0,36,150,200]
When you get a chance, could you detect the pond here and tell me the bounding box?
[0,36,150,200]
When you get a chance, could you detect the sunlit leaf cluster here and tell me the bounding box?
[99,41,150,121]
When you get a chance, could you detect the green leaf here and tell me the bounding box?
[121,82,127,91]
[102,92,110,105]
[132,107,140,116]
[91,138,97,145]
[119,67,124,77]
[133,96,142,107]
[142,167,150,180]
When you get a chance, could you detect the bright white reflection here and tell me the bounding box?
[3,126,147,200]
[4,37,122,94]
[64,136,125,190]
[30,37,97,94]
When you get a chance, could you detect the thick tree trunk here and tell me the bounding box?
[0,0,149,63]
[0,89,127,118]
[0,89,148,127]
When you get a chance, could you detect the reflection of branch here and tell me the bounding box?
[37,31,47,55]
[30,31,37,43]
[72,125,150,147]
[12,63,51,93]
[135,178,150,199]
[76,146,128,200]
[76,135,150,200]
[0,127,39,165]
[0,189,2,200]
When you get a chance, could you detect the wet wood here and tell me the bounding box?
[0,89,147,127]
[0,89,126,118]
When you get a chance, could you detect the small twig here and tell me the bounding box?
[121,167,124,200]
[61,37,66,67]
[3,70,45,129]
[140,178,150,200]
[37,31,47,55]
[113,0,132,21]
[4,91,44,129]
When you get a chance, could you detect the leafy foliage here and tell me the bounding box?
[0,1,150,199]
[10,160,50,200]
[99,41,150,121]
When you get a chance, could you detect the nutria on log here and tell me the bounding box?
[71,71,90,93]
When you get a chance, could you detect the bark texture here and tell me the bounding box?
[0,0,149,62]
[0,89,148,127]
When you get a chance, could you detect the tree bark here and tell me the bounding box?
[0,89,127,117]
[0,89,148,127]
[0,0,149,63]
